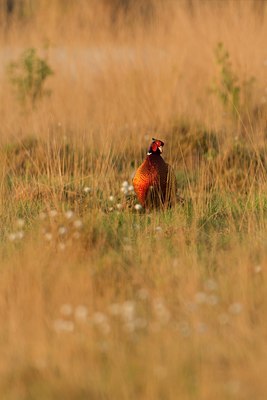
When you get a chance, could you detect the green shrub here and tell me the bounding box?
[213,42,240,117]
[7,48,53,106]
[212,42,255,119]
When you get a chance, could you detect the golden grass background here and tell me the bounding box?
[0,1,267,399]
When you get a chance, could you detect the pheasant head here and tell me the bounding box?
[147,138,164,156]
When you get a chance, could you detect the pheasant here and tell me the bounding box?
[133,138,177,209]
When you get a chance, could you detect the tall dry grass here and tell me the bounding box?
[0,1,267,399]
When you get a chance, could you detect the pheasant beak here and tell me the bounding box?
[158,146,163,153]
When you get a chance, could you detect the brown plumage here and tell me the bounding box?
[133,138,177,209]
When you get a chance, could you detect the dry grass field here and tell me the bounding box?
[0,0,267,399]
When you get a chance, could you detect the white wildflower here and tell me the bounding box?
[121,187,128,194]
[58,243,66,251]
[122,181,129,188]
[153,299,170,324]
[134,204,142,211]
[204,279,218,292]
[92,312,110,335]
[49,210,58,218]
[109,195,115,202]
[44,232,53,241]
[194,292,207,304]
[207,294,219,306]
[65,210,74,219]
[53,319,74,333]
[73,219,83,229]
[60,304,73,317]
[84,187,91,193]
[75,305,88,322]
[123,318,147,333]
[116,203,122,210]
[254,265,262,274]
[121,301,135,322]
[16,218,25,228]
[92,312,106,325]
[58,226,67,236]
[229,302,243,315]
[39,212,46,220]
[16,231,24,240]
[8,233,16,242]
